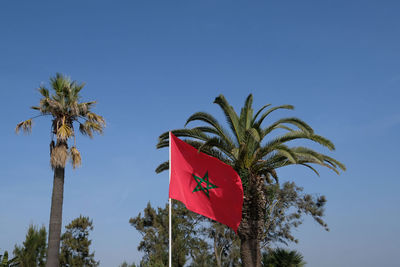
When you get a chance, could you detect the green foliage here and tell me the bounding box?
[13,225,47,267]
[119,261,137,267]
[262,248,306,267]
[200,222,241,267]
[59,215,99,267]
[156,93,345,185]
[263,182,328,247]
[130,201,214,267]
[132,183,325,266]
[0,251,19,267]
[131,201,244,267]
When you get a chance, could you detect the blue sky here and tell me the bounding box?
[1,1,399,266]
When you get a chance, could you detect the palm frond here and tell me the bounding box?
[322,155,346,171]
[79,121,103,138]
[72,81,85,95]
[15,119,33,134]
[308,134,335,150]
[56,121,73,141]
[275,145,298,164]
[246,127,261,143]
[239,94,254,133]
[38,85,50,98]
[214,95,241,143]
[78,101,96,116]
[252,103,272,123]
[319,162,340,175]
[185,139,231,163]
[155,161,169,173]
[259,131,334,160]
[70,146,82,169]
[157,139,169,149]
[86,112,106,126]
[298,163,320,176]
[262,117,314,137]
[157,128,210,147]
[185,112,235,147]
[291,147,324,164]
[254,105,294,128]
[273,125,296,133]
[197,136,235,160]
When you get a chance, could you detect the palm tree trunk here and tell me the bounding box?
[46,166,65,267]
[238,173,265,267]
[240,237,261,267]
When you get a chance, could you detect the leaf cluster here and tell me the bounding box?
[129,201,215,267]
[59,215,99,267]
[13,225,47,267]
[263,182,328,247]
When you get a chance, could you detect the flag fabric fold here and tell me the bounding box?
[169,132,243,232]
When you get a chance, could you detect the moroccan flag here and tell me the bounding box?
[169,132,243,232]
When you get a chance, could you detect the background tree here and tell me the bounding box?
[131,184,327,267]
[16,73,105,266]
[262,248,306,267]
[263,181,328,248]
[59,215,99,267]
[13,225,47,267]
[198,222,240,267]
[156,94,345,266]
[119,261,137,267]
[129,201,211,267]
[0,251,19,267]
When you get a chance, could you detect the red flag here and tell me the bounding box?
[169,132,243,232]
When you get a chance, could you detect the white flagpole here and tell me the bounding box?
[169,132,172,267]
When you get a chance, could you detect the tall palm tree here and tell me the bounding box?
[156,94,345,267]
[16,73,105,267]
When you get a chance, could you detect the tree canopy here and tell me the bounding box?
[60,215,99,267]
[13,225,47,267]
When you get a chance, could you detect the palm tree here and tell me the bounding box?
[156,94,345,267]
[16,73,105,267]
[262,248,306,267]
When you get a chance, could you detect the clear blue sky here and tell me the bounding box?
[1,1,399,266]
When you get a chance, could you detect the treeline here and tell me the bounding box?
[126,181,322,267]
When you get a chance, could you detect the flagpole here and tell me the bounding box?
[169,131,172,267]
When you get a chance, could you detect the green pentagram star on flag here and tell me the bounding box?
[192,171,218,198]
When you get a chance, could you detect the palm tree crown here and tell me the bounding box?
[157,94,345,184]
[16,73,105,168]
